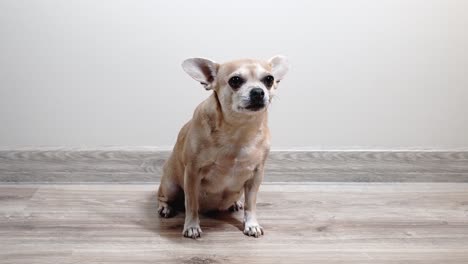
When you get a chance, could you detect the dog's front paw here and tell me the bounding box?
[183,224,202,239]
[243,223,264,238]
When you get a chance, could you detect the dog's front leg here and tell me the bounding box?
[243,166,265,238]
[182,165,202,239]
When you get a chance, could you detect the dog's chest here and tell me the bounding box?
[200,146,262,193]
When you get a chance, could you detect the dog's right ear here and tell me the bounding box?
[182,58,219,90]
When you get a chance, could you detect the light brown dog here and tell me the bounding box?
[157,56,289,239]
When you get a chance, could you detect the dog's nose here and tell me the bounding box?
[250,88,265,101]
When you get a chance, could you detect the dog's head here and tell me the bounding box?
[182,56,289,114]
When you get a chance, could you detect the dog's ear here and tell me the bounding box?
[182,58,219,90]
[268,55,290,83]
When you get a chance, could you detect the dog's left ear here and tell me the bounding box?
[182,58,219,90]
[268,55,290,83]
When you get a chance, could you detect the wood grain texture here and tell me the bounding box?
[1,148,468,183]
[1,183,468,263]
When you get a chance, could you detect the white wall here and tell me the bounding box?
[1,0,467,150]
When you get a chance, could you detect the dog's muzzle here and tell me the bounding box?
[245,88,266,111]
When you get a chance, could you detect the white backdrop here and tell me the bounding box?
[1,0,467,149]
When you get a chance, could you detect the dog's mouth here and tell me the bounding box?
[244,103,266,111]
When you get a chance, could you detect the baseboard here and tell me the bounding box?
[1,148,467,183]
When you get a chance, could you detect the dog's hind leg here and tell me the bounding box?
[157,163,182,218]
[157,179,180,218]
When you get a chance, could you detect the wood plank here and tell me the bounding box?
[1,148,468,183]
[1,183,468,263]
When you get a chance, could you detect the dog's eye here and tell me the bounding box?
[228,76,244,89]
[262,75,274,88]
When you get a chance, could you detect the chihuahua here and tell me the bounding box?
[157,56,289,239]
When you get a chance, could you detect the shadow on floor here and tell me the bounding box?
[135,192,244,241]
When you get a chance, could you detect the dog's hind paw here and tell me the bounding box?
[157,203,174,218]
[228,201,244,212]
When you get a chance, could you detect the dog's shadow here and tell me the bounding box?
[136,192,244,241]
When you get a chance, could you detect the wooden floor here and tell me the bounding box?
[1,183,468,263]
